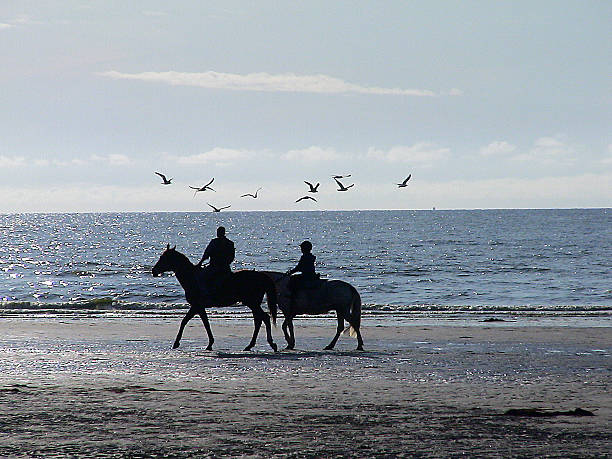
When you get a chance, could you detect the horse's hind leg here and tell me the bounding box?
[282,317,296,350]
[198,309,214,351]
[287,318,295,349]
[244,308,263,351]
[355,327,364,351]
[261,307,278,352]
[324,311,344,350]
[245,306,278,352]
[346,316,364,351]
[173,307,196,349]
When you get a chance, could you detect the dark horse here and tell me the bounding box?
[152,245,278,352]
[262,271,363,351]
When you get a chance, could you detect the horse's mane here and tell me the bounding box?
[170,249,194,267]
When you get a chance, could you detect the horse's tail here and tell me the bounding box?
[262,273,278,326]
[344,284,361,337]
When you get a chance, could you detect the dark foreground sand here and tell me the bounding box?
[0,316,610,457]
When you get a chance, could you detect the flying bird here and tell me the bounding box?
[295,196,317,203]
[333,177,354,192]
[397,175,412,188]
[189,178,215,196]
[208,203,231,212]
[241,187,262,198]
[304,181,320,193]
[332,174,351,179]
[155,172,173,185]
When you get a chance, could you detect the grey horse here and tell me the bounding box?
[262,271,363,351]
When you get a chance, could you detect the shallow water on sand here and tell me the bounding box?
[0,317,610,457]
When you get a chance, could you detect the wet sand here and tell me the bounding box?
[0,316,610,457]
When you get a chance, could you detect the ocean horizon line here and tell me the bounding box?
[1,207,609,215]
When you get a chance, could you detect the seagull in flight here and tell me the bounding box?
[189,178,215,196]
[154,172,173,185]
[397,175,412,188]
[333,177,354,192]
[296,196,317,203]
[208,203,231,212]
[332,174,351,179]
[304,181,320,193]
[241,187,262,198]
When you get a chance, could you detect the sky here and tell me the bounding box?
[1,1,610,212]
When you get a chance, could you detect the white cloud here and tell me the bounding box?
[366,143,450,165]
[530,137,572,157]
[512,136,575,164]
[445,88,464,96]
[34,158,88,167]
[167,148,255,166]
[480,141,516,156]
[60,158,88,166]
[0,185,178,213]
[3,173,609,213]
[0,155,95,168]
[90,154,132,166]
[0,155,25,167]
[2,15,43,27]
[281,146,347,162]
[98,70,457,97]
[429,174,612,208]
[11,15,36,25]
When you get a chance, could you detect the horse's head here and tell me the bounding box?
[152,244,177,277]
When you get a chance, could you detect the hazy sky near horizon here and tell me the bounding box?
[1,1,610,212]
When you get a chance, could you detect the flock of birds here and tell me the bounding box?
[154,172,411,212]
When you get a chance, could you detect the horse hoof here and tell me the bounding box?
[243,346,253,351]
[324,345,334,350]
[271,343,278,353]
[357,346,364,351]
[172,343,180,349]
[205,346,213,351]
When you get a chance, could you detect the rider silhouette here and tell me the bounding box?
[197,226,235,294]
[287,240,318,306]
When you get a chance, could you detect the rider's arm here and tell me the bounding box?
[228,242,235,264]
[287,255,304,275]
[197,241,213,267]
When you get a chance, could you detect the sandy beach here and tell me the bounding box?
[0,315,610,457]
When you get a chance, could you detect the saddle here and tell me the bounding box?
[303,274,323,290]
[195,268,232,302]
[292,273,324,292]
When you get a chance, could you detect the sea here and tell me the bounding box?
[1,209,610,325]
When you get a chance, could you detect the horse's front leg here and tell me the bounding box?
[324,310,344,350]
[198,309,214,351]
[173,307,196,349]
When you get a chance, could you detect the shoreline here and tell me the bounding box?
[1,310,611,331]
